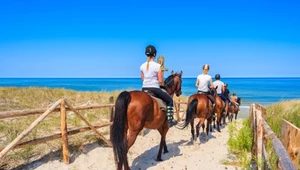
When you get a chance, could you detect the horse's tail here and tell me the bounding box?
[112,91,131,169]
[179,98,198,129]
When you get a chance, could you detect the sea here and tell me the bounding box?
[1,78,300,119]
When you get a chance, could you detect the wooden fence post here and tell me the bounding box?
[256,109,263,170]
[281,119,300,169]
[109,96,114,141]
[60,99,70,164]
[0,99,62,159]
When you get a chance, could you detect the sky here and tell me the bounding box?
[0,0,299,78]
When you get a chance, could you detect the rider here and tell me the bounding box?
[231,92,240,106]
[195,64,216,111]
[213,74,226,104]
[140,45,177,127]
[223,83,231,103]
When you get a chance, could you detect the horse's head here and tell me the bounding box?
[237,97,241,105]
[164,70,183,97]
[209,86,218,98]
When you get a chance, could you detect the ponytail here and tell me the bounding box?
[146,57,150,71]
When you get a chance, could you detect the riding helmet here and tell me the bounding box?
[145,45,157,56]
[215,74,220,80]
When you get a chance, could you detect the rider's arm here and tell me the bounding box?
[195,79,199,87]
[209,78,214,88]
[158,68,164,86]
[140,71,144,81]
[222,85,225,93]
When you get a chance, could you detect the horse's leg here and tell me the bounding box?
[216,111,221,132]
[235,111,238,120]
[212,114,216,129]
[196,122,200,138]
[162,123,169,154]
[198,118,206,142]
[156,126,168,161]
[217,119,221,132]
[206,117,212,141]
[190,118,195,141]
[122,129,141,170]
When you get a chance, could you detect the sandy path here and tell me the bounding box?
[30,120,240,170]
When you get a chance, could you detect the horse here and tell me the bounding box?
[228,97,241,122]
[178,89,215,142]
[213,92,229,132]
[111,71,183,170]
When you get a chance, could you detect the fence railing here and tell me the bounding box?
[0,97,115,164]
[0,97,186,164]
[250,103,298,170]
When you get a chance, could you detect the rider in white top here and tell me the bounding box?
[140,45,177,127]
[213,74,226,102]
[197,74,212,92]
[195,64,216,110]
[140,61,161,88]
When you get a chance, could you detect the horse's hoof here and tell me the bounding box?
[163,150,169,154]
[156,158,163,161]
[217,129,221,132]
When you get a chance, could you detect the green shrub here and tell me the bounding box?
[228,119,253,168]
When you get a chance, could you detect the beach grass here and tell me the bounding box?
[265,100,300,136]
[227,119,253,168]
[0,87,189,169]
[264,100,300,169]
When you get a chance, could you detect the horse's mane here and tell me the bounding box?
[164,72,181,89]
[164,75,174,89]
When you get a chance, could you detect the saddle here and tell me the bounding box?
[142,89,167,111]
[198,91,214,105]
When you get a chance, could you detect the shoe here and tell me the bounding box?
[168,119,178,127]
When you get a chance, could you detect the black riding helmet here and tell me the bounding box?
[145,45,157,56]
[215,74,220,80]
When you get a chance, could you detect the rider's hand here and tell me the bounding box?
[160,85,166,90]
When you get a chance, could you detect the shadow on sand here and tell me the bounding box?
[130,140,187,170]
[11,140,108,170]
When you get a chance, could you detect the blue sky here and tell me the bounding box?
[0,0,299,78]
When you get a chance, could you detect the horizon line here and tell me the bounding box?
[1,76,300,79]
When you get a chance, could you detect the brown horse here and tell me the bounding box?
[111,71,182,170]
[228,97,241,122]
[178,92,214,142]
[213,94,229,132]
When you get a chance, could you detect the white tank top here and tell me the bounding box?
[140,61,161,88]
[197,74,212,92]
[213,80,224,94]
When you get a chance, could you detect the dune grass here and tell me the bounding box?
[264,100,300,169]
[227,119,253,168]
[265,100,300,136]
[0,87,189,169]
[0,87,122,169]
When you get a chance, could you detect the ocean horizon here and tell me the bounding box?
[1,77,300,119]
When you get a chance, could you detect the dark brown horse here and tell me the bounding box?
[213,94,229,132]
[111,71,182,170]
[178,92,214,142]
[228,97,241,122]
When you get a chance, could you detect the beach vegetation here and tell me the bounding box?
[264,100,300,169]
[227,119,253,168]
[0,87,188,169]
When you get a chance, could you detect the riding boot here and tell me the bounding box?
[167,106,177,127]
